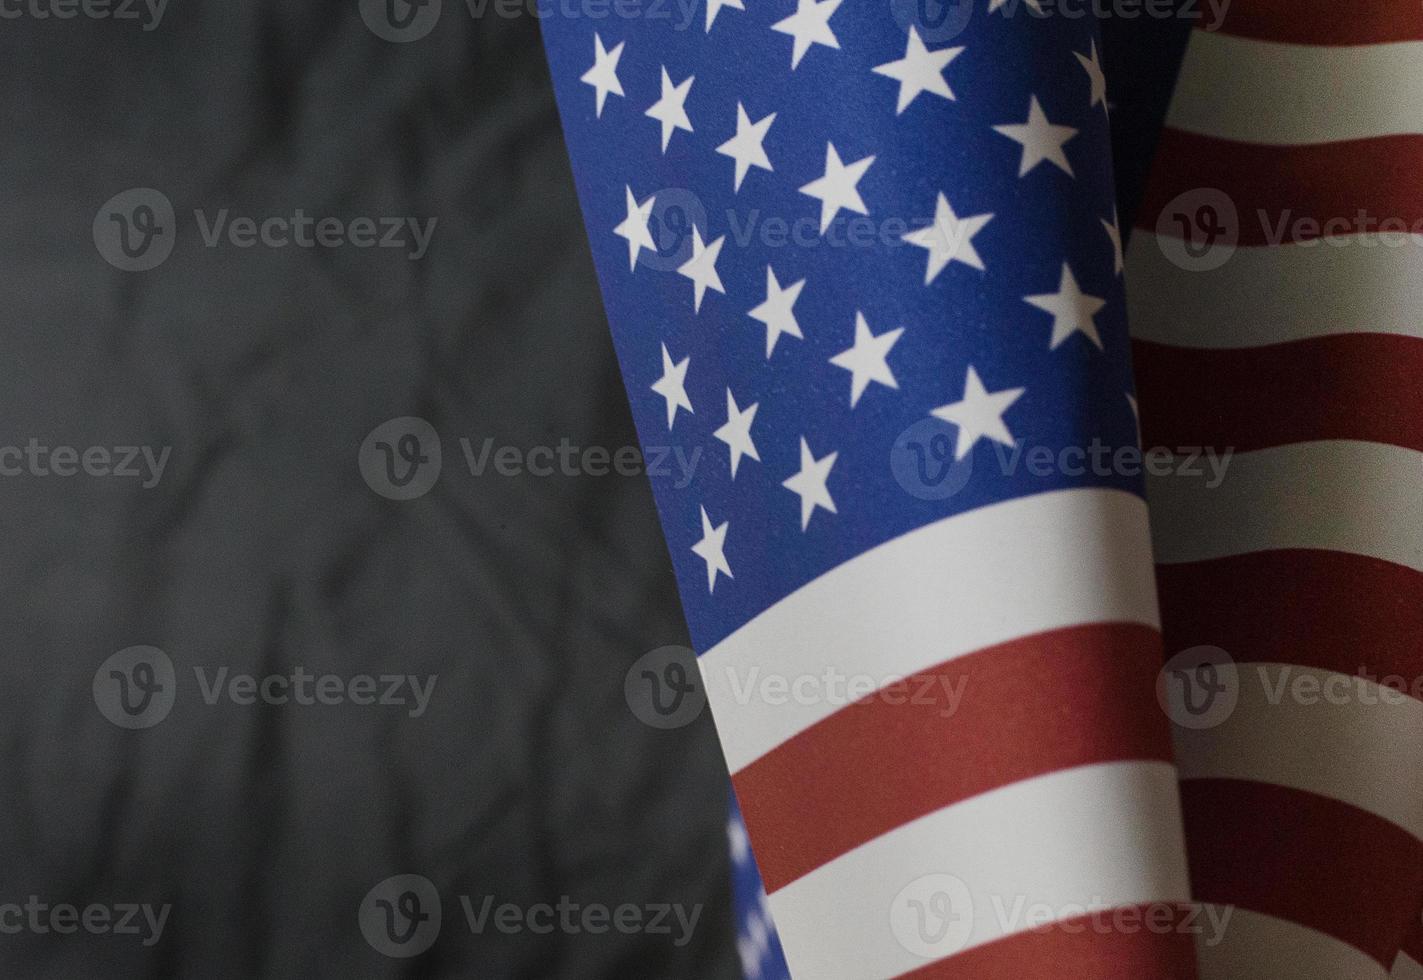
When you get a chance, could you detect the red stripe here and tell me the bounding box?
[1132,335,1423,454]
[1210,0,1423,45]
[1401,911,1423,966]
[1181,778,1423,966]
[896,907,1198,979]
[1156,550,1423,683]
[1136,130,1423,247]
[733,623,1172,893]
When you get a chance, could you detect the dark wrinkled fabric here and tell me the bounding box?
[0,5,734,978]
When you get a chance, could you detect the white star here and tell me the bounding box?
[1024,262,1106,349]
[691,506,732,593]
[931,366,1025,459]
[771,0,842,69]
[579,33,624,118]
[799,142,874,234]
[613,186,656,271]
[704,0,744,30]
[872,28,963,114]
[645,66,695,152]
[993,96,1078,178]
[716,103,776,192]
[782,437,838,530]
[713,389,760,478]
[748,266,805,358]
[1075,40,1108,112]
[829,312,903,407]
[650,343,693,429]
[1102,209,1124,275]
[989,0,1043,10]
[902,192,993,283]
[727,814,750,861]
[677,226,725,312]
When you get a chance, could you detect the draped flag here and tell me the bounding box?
[538,0,1201,973]
[1129,5,1423,978]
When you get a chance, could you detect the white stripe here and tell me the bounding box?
[1147,441,1423,573]
[1167,33,1423,145]
[1394,950,1423,980]
[1196,906,1389,980]
[768,762,1189,980]
[1126,232,1423,348]
[700,489,1160,773]
[1174,664,1423,840]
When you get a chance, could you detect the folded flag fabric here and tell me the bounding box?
[1127,3,1423,977]
[538,0,1198,974]
[730,794,791,980]
[1399,916,1423,979]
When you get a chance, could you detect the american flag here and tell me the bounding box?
[729,795,791,980]
[538,0,1417,975]
[1128,6,1423,979]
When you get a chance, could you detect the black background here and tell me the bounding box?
[0,3,735,977]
